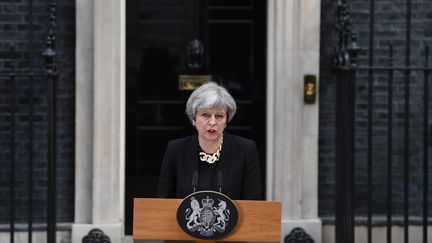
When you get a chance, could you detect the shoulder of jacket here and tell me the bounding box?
[167,135,195,148]
[227,133,256,147]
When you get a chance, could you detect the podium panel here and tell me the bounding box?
[133,198,281,243]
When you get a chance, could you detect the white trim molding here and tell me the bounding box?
[267,0,322,242]
[73,0,125,242]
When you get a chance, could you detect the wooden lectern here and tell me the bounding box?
[133,198,281,243]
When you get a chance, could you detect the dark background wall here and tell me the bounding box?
[319,0,432,222]
[0,0,75,225]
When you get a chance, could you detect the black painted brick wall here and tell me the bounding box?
[0,0,75,225]
[319,0,432,222]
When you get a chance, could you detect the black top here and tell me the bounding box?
[157,132,262,200]
[198,160,217,191]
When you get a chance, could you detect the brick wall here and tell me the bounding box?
[319,0,432,222]
[0,0,75,224]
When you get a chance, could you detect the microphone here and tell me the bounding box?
[192,170,198,193]
[217,170,223,193]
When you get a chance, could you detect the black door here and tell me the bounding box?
[125,0,266,234]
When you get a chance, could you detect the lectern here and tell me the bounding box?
[133,198,281,242]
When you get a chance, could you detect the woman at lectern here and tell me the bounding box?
[157,81,262,200]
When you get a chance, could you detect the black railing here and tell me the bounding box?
[42,3,58,243]
[1,0,58,243]
[334,1,431,243]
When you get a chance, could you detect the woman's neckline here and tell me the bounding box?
[198,134,223,154]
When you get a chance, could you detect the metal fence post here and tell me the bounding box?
[42,1,58,243]
[334,2,360,243]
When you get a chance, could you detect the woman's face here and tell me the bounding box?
[193,107,227,143]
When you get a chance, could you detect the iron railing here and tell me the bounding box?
[333,1,431,243]
[0,1,58,243]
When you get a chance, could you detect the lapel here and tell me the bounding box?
[214,132,233,188]
[183,135,200,188]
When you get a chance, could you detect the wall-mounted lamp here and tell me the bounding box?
[304,74,317,104]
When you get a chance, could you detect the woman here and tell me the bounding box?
[157,82,262,200]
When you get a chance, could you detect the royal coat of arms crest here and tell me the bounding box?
[177,191,238,240]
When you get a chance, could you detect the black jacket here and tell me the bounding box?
[157,132,262,200]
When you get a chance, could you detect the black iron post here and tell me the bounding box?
[27,0,35,242]
[41,1,57,243]
[386,44,394,243]
[403,1,412,243]
[9,44,16,243]
[422,45,429,243]
[333,2,360,243]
